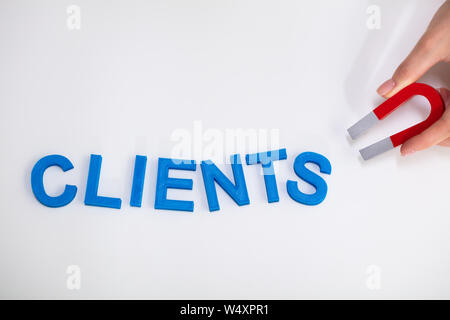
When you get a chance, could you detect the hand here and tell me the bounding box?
[375,0,450,156]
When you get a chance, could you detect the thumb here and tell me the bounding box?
[377,34,440,98]
[400,88,450,156]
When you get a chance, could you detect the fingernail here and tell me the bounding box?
[439,88,449,101]
[401,148,416,156]
[377,79,396,96]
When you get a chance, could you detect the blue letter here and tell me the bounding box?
[31,155,77,208]
[287,152,331,205]
[130,155,147,207]
[84,154,122,209]
[154,158,196,212]
[201,154,249,212]
[246,148,287,203]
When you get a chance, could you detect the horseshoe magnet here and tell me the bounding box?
[347,83,445,160]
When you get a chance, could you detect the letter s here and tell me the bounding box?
[31,155,77,207]
[287,152,331,205]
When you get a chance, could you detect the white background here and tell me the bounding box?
[1,0,450,299]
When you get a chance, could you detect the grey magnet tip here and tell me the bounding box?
[359,137,394,160]
[347,111,379,140]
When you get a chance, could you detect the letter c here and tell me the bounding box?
[31,155,77,207]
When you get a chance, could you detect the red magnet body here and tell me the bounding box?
[347,83,445,160]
